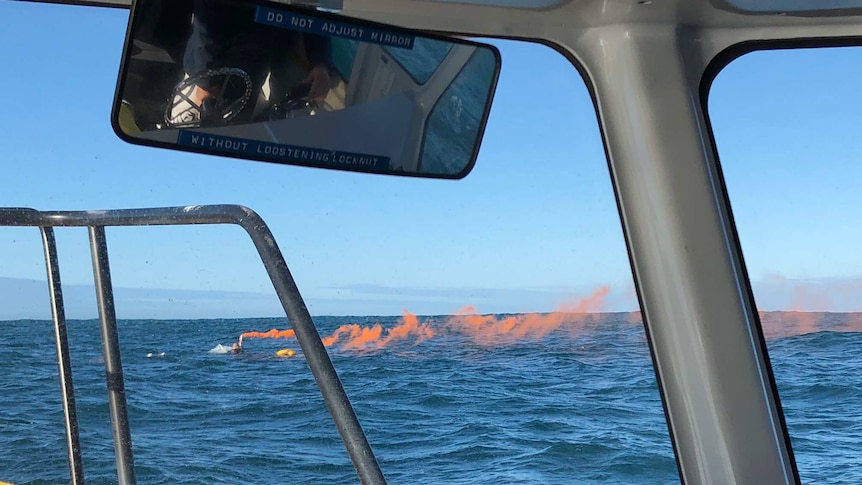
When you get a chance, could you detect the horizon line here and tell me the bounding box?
[3,309,861,323]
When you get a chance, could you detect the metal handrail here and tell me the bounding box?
[0,205,387,485]
[41,226,85,484]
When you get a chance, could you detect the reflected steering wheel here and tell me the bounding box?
[269,96,321,121]
[165,67,253,128]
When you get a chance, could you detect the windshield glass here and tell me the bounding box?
[709,46,862,484]
[383,38,454,84]
[0,1,678,483]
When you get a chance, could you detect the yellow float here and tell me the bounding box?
[276,348,296,358]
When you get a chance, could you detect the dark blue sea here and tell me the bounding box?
[1,315,860,484]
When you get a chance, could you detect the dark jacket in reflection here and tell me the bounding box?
[182,0,331,96]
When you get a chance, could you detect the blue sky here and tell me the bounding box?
[1,0,860,319]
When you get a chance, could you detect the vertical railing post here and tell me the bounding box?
[88,226,136,485]
[41,226,85,485]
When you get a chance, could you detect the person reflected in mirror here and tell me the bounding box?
[168,0,333,127]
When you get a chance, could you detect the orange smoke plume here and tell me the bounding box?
[238,312,435,353]
[241,328,296,339]
[323,310,435,351]
[445,286,610,346]
[754,275,862,338]
[758,311,862,339]
[238,286,643,352]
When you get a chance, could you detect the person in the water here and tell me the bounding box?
[230,335,243,354]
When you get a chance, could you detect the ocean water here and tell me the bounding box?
[0,315,859,484]
[418,47,497,175]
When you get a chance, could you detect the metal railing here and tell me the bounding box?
[0,205,386,485]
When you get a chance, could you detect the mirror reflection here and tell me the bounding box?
[115,0,500,177]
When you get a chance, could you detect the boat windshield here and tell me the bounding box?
[14,1,862,484]
[0,2,677,482]
[708,45,862,484]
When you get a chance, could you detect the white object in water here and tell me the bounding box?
[208,344,232,354]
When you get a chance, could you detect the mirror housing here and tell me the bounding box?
[113,0,500,178]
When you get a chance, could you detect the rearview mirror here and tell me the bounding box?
[112,0,500,178]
